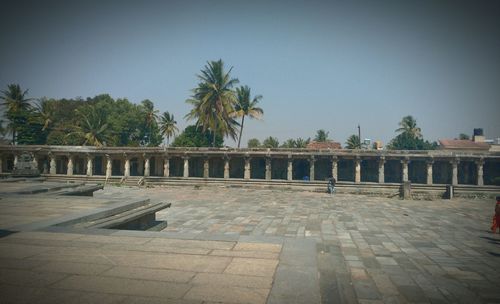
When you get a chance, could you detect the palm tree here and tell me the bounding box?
[0,84,34,144]
[34,98,56,131]
[185,59,239,147]
[234,85,263,148]
[314,129,329,142]
[141,99,159,129]
[345,134,361,149]
[159,111,178,146]
[396,115,422,138]
[69,107,110,147]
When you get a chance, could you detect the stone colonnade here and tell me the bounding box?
[0,146,498,186]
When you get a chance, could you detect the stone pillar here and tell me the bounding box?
[378,157,385,183]
[0,155,2,174]
[183,157,189,178]
[476,158,484,186]
[203,158,209,178]
[426,160,433,185]
[144,157,150,177]
[124,158,130,177]
[331,157,338,181]
[224,158,230,179]
[287,158,293,181]
[309,157,315,181]
[13,154,18,167]
[105,156,112,179]
[86,155,93,176]
[354,158,361,183]
[67,156,74,176]
[401,159,409,182]
[451,159,459,186]
[244,157,251,179]
[163,157,170,177]
[32,153,38,171]
[49,155,56,175]
[265,157,272,180]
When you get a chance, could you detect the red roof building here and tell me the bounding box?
[306,141,342,150]
[438,139,490,151]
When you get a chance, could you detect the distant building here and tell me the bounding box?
[306,141,342,150]
[373,140,383,150]
[438,128,491,151]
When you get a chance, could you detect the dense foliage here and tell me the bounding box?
[171,125,223,147]
[388,115,437,150]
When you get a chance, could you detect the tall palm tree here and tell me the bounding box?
[35,98,56,131]
[185,59,239,147]
[0,84,34,144]
[234,85,263,148]
[159,111,178,146]
[345,134,361,149]
[69,107,110,147]
[396,115,422,138]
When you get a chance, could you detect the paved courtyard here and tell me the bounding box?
[0,182,499,303]
[98,186,500,303]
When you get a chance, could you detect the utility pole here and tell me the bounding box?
[357,124,361,149]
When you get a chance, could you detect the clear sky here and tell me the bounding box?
[1,0,499,147]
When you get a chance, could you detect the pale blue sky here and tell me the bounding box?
[1,0,499,147]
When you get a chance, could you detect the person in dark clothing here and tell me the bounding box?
[327,177,336,195]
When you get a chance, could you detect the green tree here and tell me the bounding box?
[388,133,437,150]
[68,106,110,147]
[185,59,240,146]
[314,129,329,142]
[247,138,261,148]
[0,84,34,144]
[396,115,422,138]
[34,98,56,131]
[262,136,279,148]
[458,133,470,140]
[295,138,310,148]
[234,85,263,148]
[280,138,297,148]
[172,125,223,147]
[345,134,361,149]
[159,111,178,146]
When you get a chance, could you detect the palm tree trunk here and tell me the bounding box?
[212,120,217,147]
[237,115,245,148]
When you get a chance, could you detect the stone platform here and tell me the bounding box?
[1,182,500,303]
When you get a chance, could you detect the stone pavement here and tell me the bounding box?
[98,186,500,303]
[0,183,499,303]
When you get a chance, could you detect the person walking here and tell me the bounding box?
[491,196,500,234]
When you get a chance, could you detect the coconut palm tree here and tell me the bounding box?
[34,98,56,131]
[345,134,361,149]
[159,111,178,146]
[0,84,34,144]
[234,85,263,148]
[69,107,110,147]
[396,115,422,138]
[185,59,239,147]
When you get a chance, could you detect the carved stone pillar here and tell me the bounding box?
[401,158,409,182]
[426,160,433,185]
[309,157,315,181]
[378,157,385,184]
[105,155,112,179]
[183,157,189,178]
[14,154,18,167]
[32,153,38,171]
[203,158,209,178]
[265,157,272,180]
[224,158,230,179]
[244,157,251,179]
[49,154,56,175]
[287,158,293,181]
[354,157,361,183]
[86,155,93,176]
[144,157,150,177]
[331,156,338,181]
[476,158,484,186]
[67,156,74,176]
[451,159,459,186]
[163,157,170,177]
[124,157,130,177]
